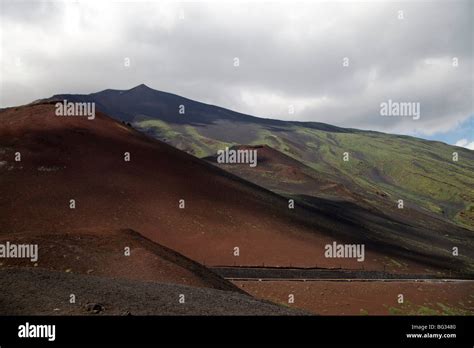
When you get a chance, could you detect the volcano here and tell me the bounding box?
[2,101,466,273]
[1,100,473,315]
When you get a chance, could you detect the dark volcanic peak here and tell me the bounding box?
[45,84,348,131]
[125,83,155,93]
[133,83,151,89]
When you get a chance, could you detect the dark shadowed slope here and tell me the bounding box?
[203,145,474,278]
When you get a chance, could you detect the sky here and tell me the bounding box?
[0,0,472,148]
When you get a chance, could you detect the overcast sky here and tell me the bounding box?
[1,0,472,147]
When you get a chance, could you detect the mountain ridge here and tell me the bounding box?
[37,85,474,231]
[43,84,369,134]
[41,84,473,147]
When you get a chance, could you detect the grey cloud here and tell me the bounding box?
[0,0,472,136]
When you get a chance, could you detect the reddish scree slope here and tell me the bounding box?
[0,103,431,272]
[0,227,241,291]
[205,144,356,200]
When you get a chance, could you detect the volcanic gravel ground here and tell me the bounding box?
[0,268,306,315]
